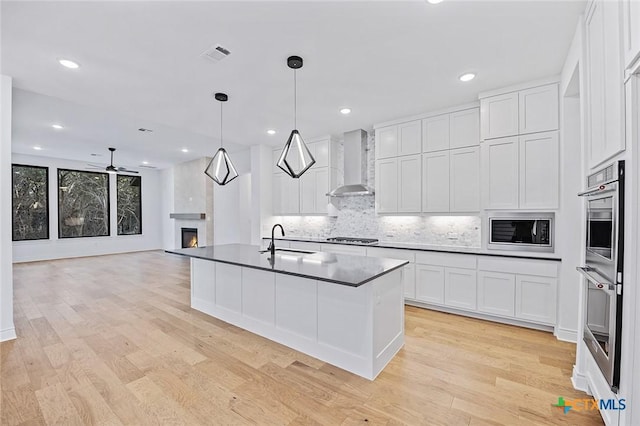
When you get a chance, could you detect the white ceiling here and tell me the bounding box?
[2,1,585,168]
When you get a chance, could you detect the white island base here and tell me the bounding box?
[190,258,405,380]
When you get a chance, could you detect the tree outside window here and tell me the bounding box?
[12,164,49,241]
[117,175,142,235]
[58,169,110,238]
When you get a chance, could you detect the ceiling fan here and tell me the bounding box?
[87,147,139,174]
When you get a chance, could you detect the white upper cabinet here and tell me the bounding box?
[398,121,422,156]
[586,0,625,168]
[622,0,640,70]
[375,126,398,159]
[519,132,559,209]
[308,139,329,168]
[518,85,559,134]
[480,83,559,141]
[481,137,519,209]
[375,120,421,159]
[398,155,422,213]
[480,92,519,140]
[376,155,421,214]
[422,114,450,152]
[422,151,450,213]
[449,108,480,149]
[300,168,329,215]
[273,173,300,215]
[375,158,399,213]
[449,147,480,212]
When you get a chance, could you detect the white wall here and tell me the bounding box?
[161,166,175,250]
[11,153,163,262]
[1,75,16,341]
[213,149,252,245]
[250,144,274,245]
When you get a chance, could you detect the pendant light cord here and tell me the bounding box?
[220,101,223,148]
[294,69,297,130]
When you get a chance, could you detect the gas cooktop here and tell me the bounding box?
[325,237,379,245]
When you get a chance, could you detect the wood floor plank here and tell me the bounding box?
[1,251,604,426]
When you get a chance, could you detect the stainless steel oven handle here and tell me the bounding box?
[577,180,618,197]
[576,267,616,294]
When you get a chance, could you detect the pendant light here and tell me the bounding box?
[205,92,239,185]
[277,55,316,178]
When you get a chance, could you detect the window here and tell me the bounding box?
[12,164,49,241]
[117,175,142,235]
[58,169,110,238]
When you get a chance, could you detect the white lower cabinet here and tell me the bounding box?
[366,247,416,299]
[477,271,516,317]
[444,267,477,310]
[515,275,557,325]
[415,265,445,304]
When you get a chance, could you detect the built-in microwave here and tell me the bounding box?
[487,213,554,252]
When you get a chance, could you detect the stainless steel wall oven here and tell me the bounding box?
[577,160,625,393]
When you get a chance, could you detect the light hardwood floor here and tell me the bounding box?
[1,251,603,425]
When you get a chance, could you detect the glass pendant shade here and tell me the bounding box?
[205,147,238,185]
[277,129,316,178]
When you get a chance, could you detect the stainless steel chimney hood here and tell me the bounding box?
[327,129,374,197]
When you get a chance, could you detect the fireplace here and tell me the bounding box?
[181,228,198,248]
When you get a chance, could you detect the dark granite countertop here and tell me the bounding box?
[166,244,408,287]
[261,236,562,262]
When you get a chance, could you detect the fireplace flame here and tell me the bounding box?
[188,235,198,248]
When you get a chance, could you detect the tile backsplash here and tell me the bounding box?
[274,131,481,248]
[278,197,481,248]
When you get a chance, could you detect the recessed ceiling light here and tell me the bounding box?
[427,0,444,4]
[340,108,352,115]
[52,124,64,129]
[142,161,149,165]
[58,58,80,69]
[33,146,42,151]
[459,73,476,82]
[267,129,276,135]
[181,148,189,153]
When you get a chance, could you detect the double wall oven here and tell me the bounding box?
[577,160,625,393]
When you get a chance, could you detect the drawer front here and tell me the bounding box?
[477,256,558,277]
[415,251,476,269]
[366,247,415,262]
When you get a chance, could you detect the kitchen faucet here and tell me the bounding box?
[269,224,285,256]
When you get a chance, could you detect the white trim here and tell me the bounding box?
[478,75,561,99]
[404,300,554,333]
[373,101,480,129]
[554,327,578,343]
[0,327,16,342]
[571,365,591,394]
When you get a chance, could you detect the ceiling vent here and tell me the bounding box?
[139,164,158,169]
[200,44,231,62]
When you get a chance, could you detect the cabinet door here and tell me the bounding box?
[444,268,477,310]
[623,0,640,69]
[415,265,445,305]
[480,92,519,140]
[422,114,450,152]
[422,151,450,213]
[285,176,300,214]
[375,158,398,212]
[519,131,559,209]
[314,168,329,214]
[299,170,316,214]
[398,154,422,213]
[477,271,515,317]
[403,264,416,299]
[586,0,625,168]
[515,275,557,325]
[273,173,284,215]
[449,147,479,212]
[310,140,329,168]
[398,121,422,156]
[481,137,519,209]
[375,126,398,159]
[518,84,559,134]
[450,108,480,149]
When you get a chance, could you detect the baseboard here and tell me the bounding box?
[571,365,590,394]
[554,327,578,343]
[0,327,17,342]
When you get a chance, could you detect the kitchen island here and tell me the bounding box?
[167,244,408,380]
